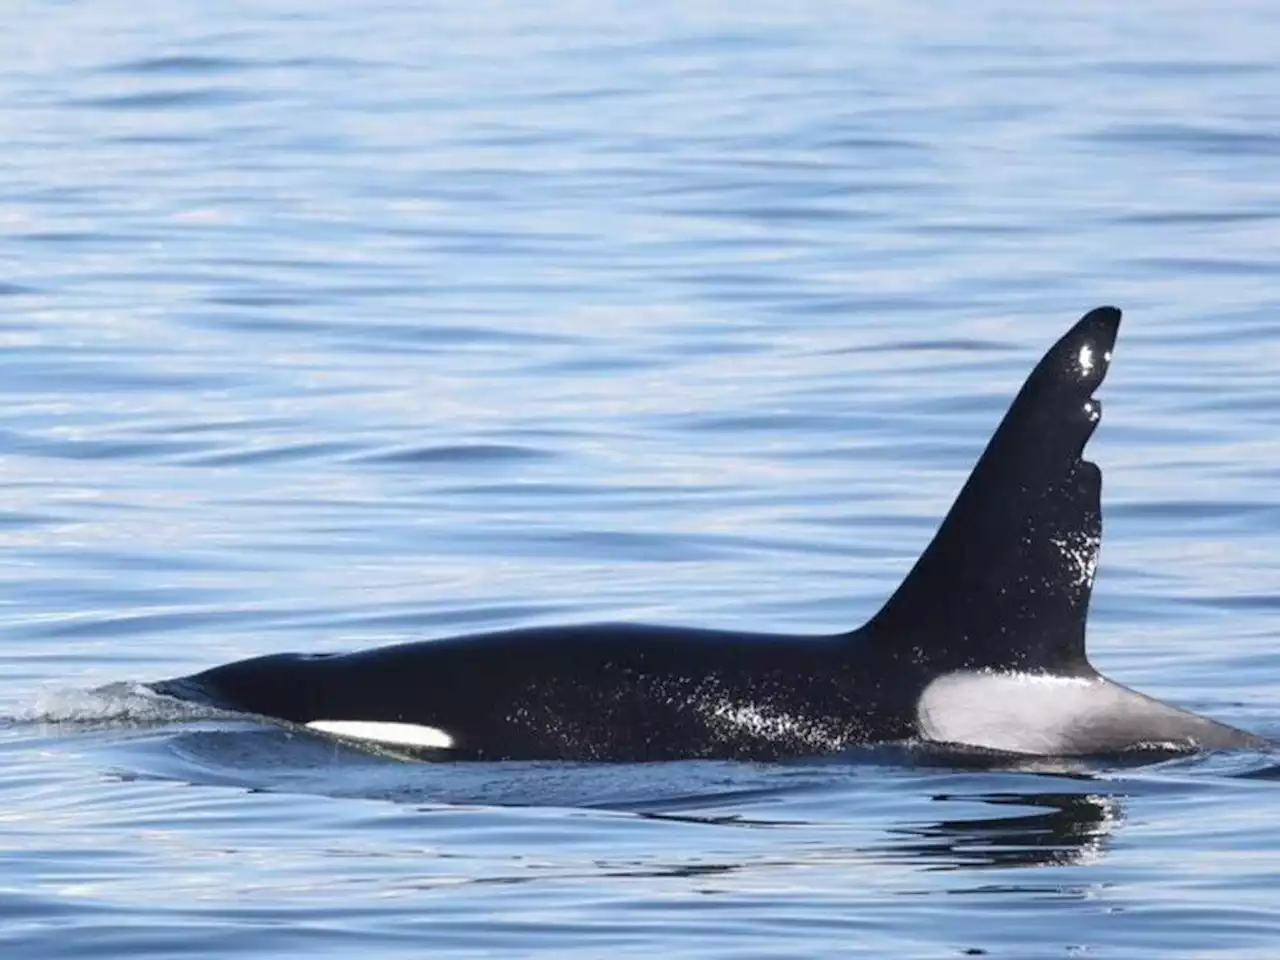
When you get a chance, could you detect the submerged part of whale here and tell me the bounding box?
[150,307,1266,761]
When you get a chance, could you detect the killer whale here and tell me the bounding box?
[150,307,1266,761]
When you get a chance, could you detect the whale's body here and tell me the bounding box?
[151,308,1266,760]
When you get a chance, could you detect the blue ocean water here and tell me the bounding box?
[2,2,1280,956]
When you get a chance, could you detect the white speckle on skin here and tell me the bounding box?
[701,695,846,751]
[709,701,801,739]
[1050,530,1100,588]
[1078,344,1094,373]
[306,720,455,749]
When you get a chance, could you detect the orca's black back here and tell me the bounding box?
[152,308,1141,762]
[159,624,917,761]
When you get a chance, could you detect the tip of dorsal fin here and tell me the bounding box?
[864,306,1121,674]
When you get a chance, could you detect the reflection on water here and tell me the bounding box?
[108,721,1128,873]
[893,791,1122,870]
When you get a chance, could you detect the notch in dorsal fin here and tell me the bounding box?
[864,307,1121,674]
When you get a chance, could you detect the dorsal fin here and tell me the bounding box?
[863,307,1121,674]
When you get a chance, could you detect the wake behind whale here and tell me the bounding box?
[150,308,1267,761]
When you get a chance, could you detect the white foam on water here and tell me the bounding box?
[11,682,223,726]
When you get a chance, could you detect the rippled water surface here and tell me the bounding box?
[3,2,1280,957]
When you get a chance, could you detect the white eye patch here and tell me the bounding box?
[305,720,455,750]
